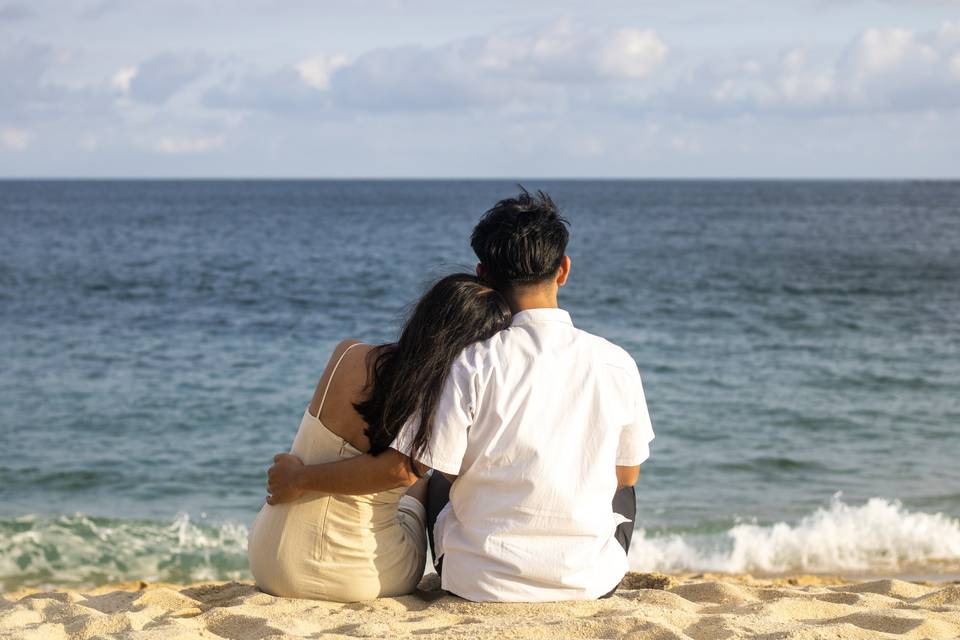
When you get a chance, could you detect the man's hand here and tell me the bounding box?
[266,453,307,505]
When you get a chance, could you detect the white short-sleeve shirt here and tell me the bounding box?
[391,307,654,602]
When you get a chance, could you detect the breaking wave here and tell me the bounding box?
[3,495,959,590]
[630,494,960,575]
[0,512,249,591]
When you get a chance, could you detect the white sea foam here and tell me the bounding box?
[3,496,960,589]
[629,494,960,574]
[0,512,250,590]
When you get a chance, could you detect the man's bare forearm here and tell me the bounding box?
[616,465,640,489]
[297,449,419,495]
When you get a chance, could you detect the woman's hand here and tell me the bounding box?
[266,453,306,505]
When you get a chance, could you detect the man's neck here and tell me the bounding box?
[505,287,559,314]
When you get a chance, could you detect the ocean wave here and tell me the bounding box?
[3,495,960,590]
[0,513,249,591]
[630,494,960,574]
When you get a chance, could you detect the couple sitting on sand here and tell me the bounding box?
[247,189,655,603]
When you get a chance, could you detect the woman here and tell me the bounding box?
[247,273,512,601]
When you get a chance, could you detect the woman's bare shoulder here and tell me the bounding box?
[307,340,377,439]
[312,340,376,401]
[323,339,374,376]
[333,338,364,353]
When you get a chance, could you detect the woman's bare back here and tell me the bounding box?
[306,339,376,453]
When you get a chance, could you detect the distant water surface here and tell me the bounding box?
[1,180,959,589]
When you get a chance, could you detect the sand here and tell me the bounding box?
[3,572,960,640]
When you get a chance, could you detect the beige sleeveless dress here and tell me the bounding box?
[247,344,428,601]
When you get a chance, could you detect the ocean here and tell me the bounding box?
[1,179,959,590]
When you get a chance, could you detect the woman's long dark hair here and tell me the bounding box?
[354,273,511,472]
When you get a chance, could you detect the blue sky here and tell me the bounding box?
[1,1,958,177]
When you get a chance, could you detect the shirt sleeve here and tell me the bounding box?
[390,355,475,475]
[616,364,655,466]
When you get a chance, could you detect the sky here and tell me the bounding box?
[1,0,959,178]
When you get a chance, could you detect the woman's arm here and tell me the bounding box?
[266,450,424,504]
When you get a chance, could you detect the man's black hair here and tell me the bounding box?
[470,187,570,290]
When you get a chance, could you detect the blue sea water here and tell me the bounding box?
[1,179,959,590]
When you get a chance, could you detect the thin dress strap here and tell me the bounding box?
[312,342,364,419]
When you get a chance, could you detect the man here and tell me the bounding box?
[267,189,654,602]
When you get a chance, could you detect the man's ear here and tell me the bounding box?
[556,255,571,287]
[476,262,485,280]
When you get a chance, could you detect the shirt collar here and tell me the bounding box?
[511,307,574,327]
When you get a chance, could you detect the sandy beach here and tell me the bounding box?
[3,572,960,639]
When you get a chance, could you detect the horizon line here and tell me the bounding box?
[1,176,958,182]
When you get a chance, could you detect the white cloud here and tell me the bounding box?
[295,54,349,90]
[842,25,955,80]
[520,21,668,82]
[154,135,224,154]
[661,21,960,117]
[837,23,960,110]
[1,127,31,150]
[190,20,960,122]
[597,28,668,79]
[778,50,834,105]
[111,66,137,92]
[852,28,915,73]
[327,21,667,112]
[2,11,960,178]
